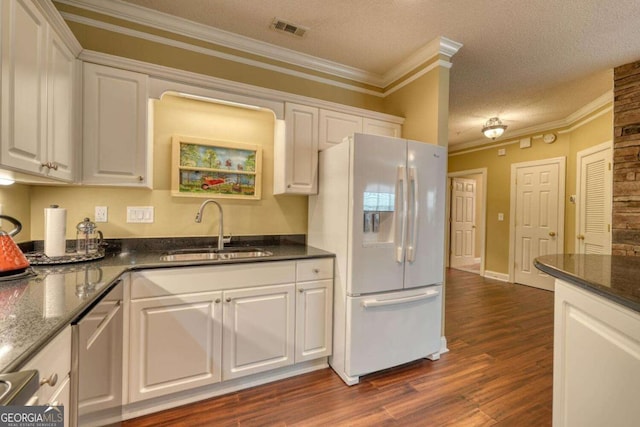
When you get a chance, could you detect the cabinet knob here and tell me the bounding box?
[299,288,304,293]
[225,297,232,302]
[40,373,58,387]
[313,268,320,274]
[215,298,221,303]
[138,175,144,181]
[40,162,50,169]
[50,162,59,171]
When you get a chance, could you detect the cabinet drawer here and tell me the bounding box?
[23,326,71,405]
[131,261,296,298]
[296,258,333,282]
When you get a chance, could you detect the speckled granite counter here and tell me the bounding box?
[0,238,333,374]
[534,254,640,313]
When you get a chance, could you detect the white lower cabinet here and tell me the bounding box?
[553,279,640,427]
[127,259,333,405]
[222,284,295,380]
[129,291,223,402]
[295,280,332,362]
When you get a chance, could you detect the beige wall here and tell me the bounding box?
[28,95,307,240]
[384,66,450,146]
[448,108,613,274]
[0,184,32,243]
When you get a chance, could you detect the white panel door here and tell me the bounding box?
[129,292,223,402]
[363,118,402,137]
[450,177,476,269]
[222,284,295,380]
[513,158,564,290]
[404,141,447,288]
[83,63,149,186]
[350,134,406,295]
[576,143,612,254]
[283,103,319,194]
[0,0,48,174]
[318,109,362,151]
[295,279,333,362]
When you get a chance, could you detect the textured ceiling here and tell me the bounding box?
[121,0,640,146]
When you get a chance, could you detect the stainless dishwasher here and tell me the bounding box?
[71,279,123,427]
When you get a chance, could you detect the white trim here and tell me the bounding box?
[383,60,452,97]
[439,336,449,354]
[80,50,405,124]
[446,168,487,277]
[62,12,386,98]
[508,157,566,285]
[56,0,461,89]
[450,91,613,154]
[483,271,510,282]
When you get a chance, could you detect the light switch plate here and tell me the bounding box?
[497,148,506,156]
[127,206,154,223]
[95,206,108,222]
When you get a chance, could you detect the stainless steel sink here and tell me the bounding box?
[160,247,273,262]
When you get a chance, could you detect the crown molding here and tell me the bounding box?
[54,0,459,89]
[449,90,613,154]
[383,37,462,87]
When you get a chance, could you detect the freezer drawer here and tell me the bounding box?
[345,286,442,377]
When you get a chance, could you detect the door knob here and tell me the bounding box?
[577,234,585,240]
[548,231,556,237]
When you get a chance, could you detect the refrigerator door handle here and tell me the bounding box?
[396,165,408,263]
[361,289,440,308]
[407,167,419,263]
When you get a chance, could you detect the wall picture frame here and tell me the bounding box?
[171,135,262,200]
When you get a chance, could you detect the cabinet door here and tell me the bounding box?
[83,63,149,186]
[295,279,333,363]
[363,118,402,138]
[129,292,222,402]
[319,109,362,151]
[553,280,640,427]
[281,103,318,194]
[0,0,48,174]
[46,30,76,181]
[222,284,295,380]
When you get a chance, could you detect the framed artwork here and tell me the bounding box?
[171,135,262,199]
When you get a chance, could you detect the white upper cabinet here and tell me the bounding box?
[82,63,150,187]
[318,109,362,151]
[275,102,403,195]
[363,117,402,138]
[274,103,319,195]
[0,0,77,181]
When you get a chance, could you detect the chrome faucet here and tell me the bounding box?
[195,199,225,250]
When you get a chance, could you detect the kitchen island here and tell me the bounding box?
[534,254,640,427]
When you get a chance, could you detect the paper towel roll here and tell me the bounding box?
[44,206,67,257]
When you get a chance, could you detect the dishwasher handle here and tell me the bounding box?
[361,289,439,308]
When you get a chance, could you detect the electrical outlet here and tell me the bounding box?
[498,213,504,221]
[95,206,108,222]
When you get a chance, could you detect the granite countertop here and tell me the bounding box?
[0,236,334,374]
[534,254,640,313]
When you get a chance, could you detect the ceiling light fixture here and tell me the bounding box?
[482,117,507,140]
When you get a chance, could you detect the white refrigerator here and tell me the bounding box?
[308,133,446,385]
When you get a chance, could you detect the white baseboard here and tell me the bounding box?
[483,270,510,282]
[439,336,449,354]
[474,257,481,263]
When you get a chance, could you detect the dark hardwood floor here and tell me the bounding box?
[124,268,554,426]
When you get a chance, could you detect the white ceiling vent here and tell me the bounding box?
[270,18,308,37]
